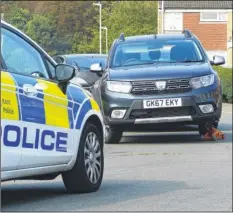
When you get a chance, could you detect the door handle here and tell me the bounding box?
[22,84,38,97]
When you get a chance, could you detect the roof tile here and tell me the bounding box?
[162,1,232,9]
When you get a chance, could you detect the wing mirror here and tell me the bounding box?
[90,63,103,72]
[211,55,225,66]
[55,64,76,82]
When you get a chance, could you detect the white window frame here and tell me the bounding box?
[200,12,227,22]
[164,12,183,31]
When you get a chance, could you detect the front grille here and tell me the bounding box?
[131,78,192,95]
[129,107,196,119]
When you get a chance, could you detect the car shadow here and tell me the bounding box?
[124,123,232,132]
[120,133,232,144]
[218,122,232,131]
[1,179,194,211]
[119,123,232,144]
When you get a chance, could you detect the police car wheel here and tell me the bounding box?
[62,122,104,193]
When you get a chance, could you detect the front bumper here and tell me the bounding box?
[101,83,222,130]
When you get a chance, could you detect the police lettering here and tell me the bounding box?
[2,99,11,105]
[3,125,21,147]
[3,107,14,114]
[3,125,68,152]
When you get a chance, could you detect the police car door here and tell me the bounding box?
[1,26,73,169]
[1,68,22,172]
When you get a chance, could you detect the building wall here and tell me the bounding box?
[158,9,232,67]
[183,13,227,51]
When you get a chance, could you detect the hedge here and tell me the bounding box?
[213,65,232,103]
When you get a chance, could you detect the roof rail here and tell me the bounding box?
[119,33,125,41]
[182,29,193,38]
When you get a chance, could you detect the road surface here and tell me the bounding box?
[1,104,232,211]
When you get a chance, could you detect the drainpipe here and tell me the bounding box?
[157,1,160,33]
[161,0,164,34]
[155,0,160,34]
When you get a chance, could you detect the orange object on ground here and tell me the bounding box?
[202,127,225,141]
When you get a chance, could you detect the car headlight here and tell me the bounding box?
[190,74,215,89]
[106,81,132,93]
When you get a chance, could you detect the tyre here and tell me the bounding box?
[198,100,222,135]
[62,122,104,193]
[198,122,208,135]
[213,120,219,128]
[105,127,123,144]
[213,100,222,128]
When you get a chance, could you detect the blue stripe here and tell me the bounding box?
[72,103,80,129]
[11,73,46,124]
[68,101,73,108]
[68,110,74,129]
[19,92,46,124]
[68,101,74,129]
[73,103,80,118]
[75,100,92,129]
[67,86,86,104]
[67,90,73,101]
[37,90,44,99]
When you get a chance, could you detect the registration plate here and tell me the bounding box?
[143,98,182,109]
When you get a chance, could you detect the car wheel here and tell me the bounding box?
[198,123,208,135]
[62,122,104,193]
[213,100,222,128]
[198,100,222,135]
[213,120,219,128]
[105,127,123,144]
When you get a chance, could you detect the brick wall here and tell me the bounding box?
[227,12,232,67]
[183,13,227,50]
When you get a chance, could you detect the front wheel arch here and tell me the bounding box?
[62,120,104,193]
[85,115,104,147]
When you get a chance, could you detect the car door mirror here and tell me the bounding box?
[211,55,225,66]
[53,56,65,64]
[90,63,103,73]
[55,64,75,82]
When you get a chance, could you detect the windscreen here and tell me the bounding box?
[111,39,204,68]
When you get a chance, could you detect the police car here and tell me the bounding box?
[1,20,105,193]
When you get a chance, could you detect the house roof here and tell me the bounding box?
[160,1,233,10]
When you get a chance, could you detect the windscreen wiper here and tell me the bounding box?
[179,60,203,63]
[73,61,80,70]
[123,61,156,67]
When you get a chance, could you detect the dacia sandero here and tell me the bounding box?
[90,30,225,144]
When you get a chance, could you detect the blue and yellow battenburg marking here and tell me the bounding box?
[1,71,100,130]
[1,72,20,121]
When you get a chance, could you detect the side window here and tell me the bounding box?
[1,27,49,78]
[46,59,56,79]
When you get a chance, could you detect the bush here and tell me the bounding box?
[213,65,232,103]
